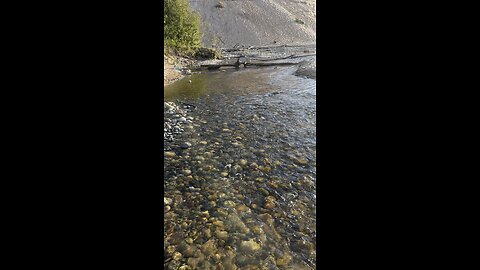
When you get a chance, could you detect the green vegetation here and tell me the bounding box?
[164,0,202,52]
[164,0,221,60]
[194,47,221,60]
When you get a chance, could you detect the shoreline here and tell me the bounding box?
[164,45,317,87]
[294,59,316,80]
[164,55,194,87]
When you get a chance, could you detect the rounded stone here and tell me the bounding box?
[224,200,236,208]
[166,245,176,254]
[172,251,182,261]
[236,204,250,212]
[180,142,192,149]
[264,201,276,209]
[265,196,276,202]
[165,151,176,158]
[164,197,173,205]
[240,239,261,252]
[215,230,228,240]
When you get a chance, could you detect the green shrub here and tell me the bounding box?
[194,47,221,60]
[164,0,202,51]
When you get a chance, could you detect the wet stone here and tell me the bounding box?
[240,239,261,252]
[165,151,176,158]
[215,229,228,240]
[251,225,264,235]
[194,156,205,161]
[201,239,217,256]
[213,220,225,229]
[224,200,236,208]
[233,164,243,172]
[235,194,245,200]
[183,245,197,257]
[182,169,192,175]
[172,251,182,261]
[167,260,181,270]
[203,228,212,238]
[180,142,192,149]
[187,257,201,269]
[275,253,292,266]
[265,196,276,202]
[164,63,317,269]
[259,188,270,196]
[236,204,250,213]
[164,197,173,205]
[264,201,276,209]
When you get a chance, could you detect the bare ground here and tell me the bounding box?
[190,0,316,48]
[164,55,196,86]
[164,56,182,86]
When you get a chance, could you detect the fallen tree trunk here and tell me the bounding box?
[223,44,315,52]
[244,62,299,67]
[252,53,316,61]
[197,61,300,70]
[201,64,237,70]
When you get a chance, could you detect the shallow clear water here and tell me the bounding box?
[164,66,316,270]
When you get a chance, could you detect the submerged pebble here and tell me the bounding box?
[240,239,261,252]
[164,63,317,269]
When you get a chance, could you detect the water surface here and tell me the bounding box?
[164,66,316,270]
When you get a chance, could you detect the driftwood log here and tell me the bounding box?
[223,44,315,52]
[252,53,316,61]
[197,61,300,70]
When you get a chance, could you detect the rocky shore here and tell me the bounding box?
[164,101,195,151]
[294,59,316,80]
[164,55,194,87]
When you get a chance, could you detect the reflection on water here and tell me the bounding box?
[164,67,316,270]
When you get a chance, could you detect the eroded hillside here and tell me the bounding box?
[189,0,316,48]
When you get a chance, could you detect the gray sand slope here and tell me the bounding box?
[189,0,316,48]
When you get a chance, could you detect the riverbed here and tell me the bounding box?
[164,65,316,270]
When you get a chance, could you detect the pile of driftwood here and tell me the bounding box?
[195,53,316,70]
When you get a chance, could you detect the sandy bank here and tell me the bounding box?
[164,55,195,87]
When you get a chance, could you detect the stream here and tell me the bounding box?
[164,65,316,270]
